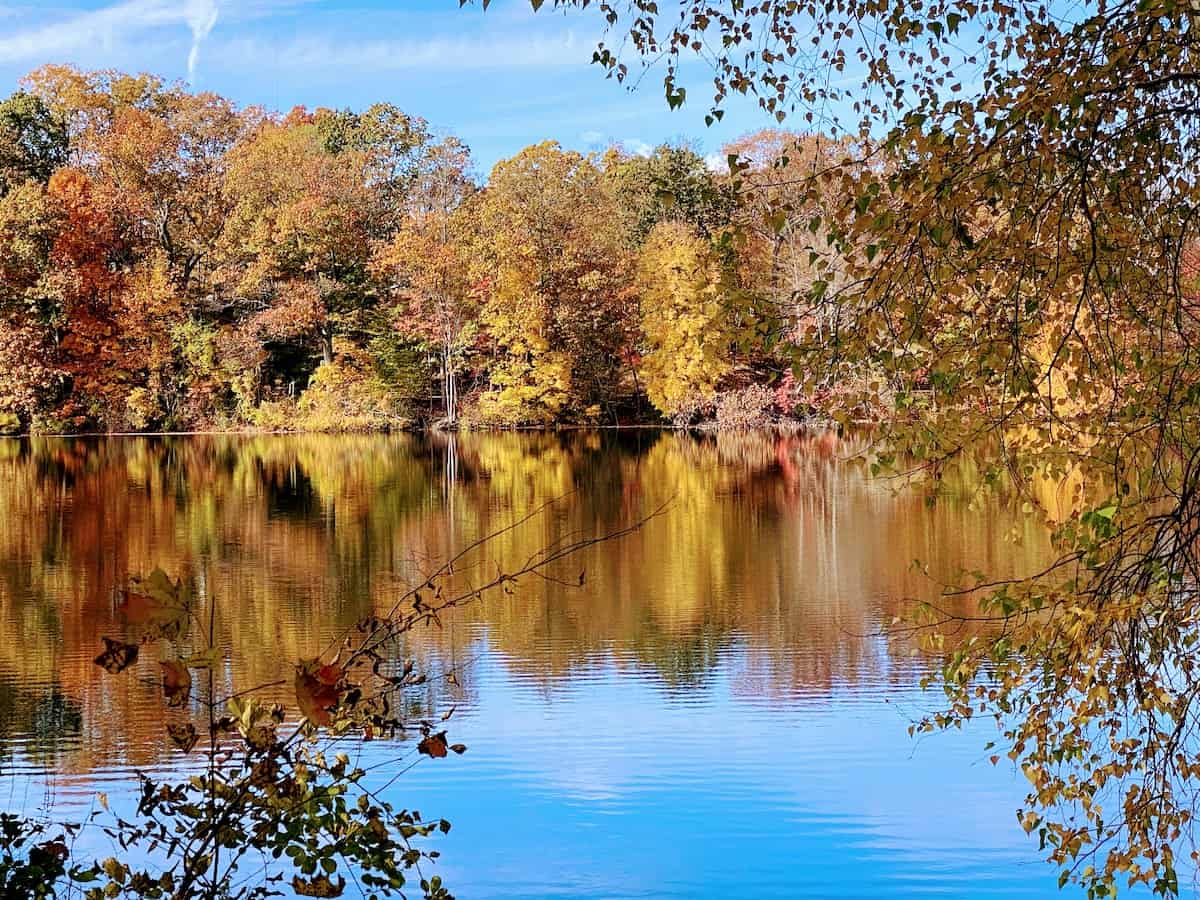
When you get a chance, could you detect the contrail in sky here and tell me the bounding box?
[185,0,219,83]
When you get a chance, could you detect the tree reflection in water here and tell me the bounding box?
[0,430,1049,777]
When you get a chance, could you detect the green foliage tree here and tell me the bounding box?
[0,91,68,194]
[0,180,65,430]
[606,143,733,246]
[315,103,434,237]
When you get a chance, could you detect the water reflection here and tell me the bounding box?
[0,431,1064,897]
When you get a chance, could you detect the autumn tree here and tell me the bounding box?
[375,136,477,425]
[4,76,474,431]
[98,95,255,295]
[21,66,180,165]
[722,131,856,329]
[43,166,138,429]
[4,69,265,428]
[219,115,376,382]
[86,98,254,426]
[471,141,632,424]
[718,129,887,415]
[635,221,735,419]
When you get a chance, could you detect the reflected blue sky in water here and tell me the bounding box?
[0,432,1135,897]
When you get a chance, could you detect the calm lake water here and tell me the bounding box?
[0,431,1086,898]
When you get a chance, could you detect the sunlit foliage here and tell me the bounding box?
[635,221,735,418]
[469,142,633,424]
[0,66,836,433]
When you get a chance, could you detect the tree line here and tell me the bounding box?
[0,65,871,434]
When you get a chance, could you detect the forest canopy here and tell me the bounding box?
[0,65,861,435]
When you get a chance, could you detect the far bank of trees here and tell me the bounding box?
[0,65,874,434]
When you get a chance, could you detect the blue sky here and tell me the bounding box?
[0,0,783,173]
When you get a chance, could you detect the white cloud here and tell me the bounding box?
[210,27,591,72]
[0,0,179,63]
[0,0,306,78]
[0,0,596,86]
[704,152,728,173]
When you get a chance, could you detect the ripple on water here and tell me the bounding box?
[0,433,1109,898]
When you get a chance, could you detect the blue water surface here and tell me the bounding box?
[0,432,1145,898]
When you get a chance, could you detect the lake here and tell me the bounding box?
[0,431,1077,898]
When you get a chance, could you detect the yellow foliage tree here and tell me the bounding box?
[470,141,631,425]
[635,221,733,419]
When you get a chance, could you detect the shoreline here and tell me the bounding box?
[0,420,842,439]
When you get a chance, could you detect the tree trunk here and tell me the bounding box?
[443,336,457,425]
[320,327,334,367]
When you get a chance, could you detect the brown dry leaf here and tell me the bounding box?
[160,660,192,707]
[315,663,343,685]
[294,658,342,726]
[94,637,138,674]
[119,569,190,641]
[418,731,449,759]
[119,590,187,641]
[167,723,199,753]
[117,591,161,625]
